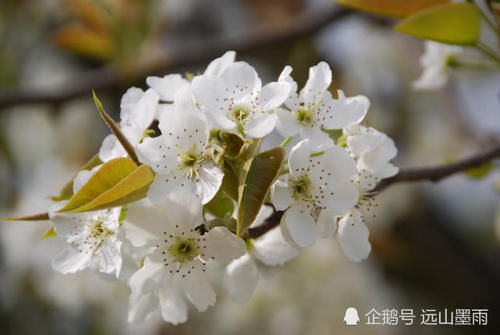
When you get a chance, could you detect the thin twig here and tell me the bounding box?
[373,143,500,192]
[0,8,352,110]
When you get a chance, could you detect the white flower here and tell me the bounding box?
[336,208,371,262]
[413,41,463,90]
[276,62,369,147]
[223,206,298,304]
[270,139,359,247]
[49,168,123,277]
[146,51,236,102]
[99,87,159,162]
[192,61,290,138]
[344,124,398,191]
[123,193,245,324]
[137,86,223,205]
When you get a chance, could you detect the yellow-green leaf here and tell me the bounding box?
[334,0,449,18]
[465,161,495,179]
[1,212,50,222]
[93,91,140,165]
[58,157,154,213]
[51,154,103,201]
[205,189,235,218]
[237,147,285,236]
[43,226,57,239]
[52,24,113,61]
[394,2,481,45]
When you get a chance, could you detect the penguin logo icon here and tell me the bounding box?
[344,307,360,325]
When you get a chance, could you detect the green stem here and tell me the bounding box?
[280,136,293,147]
[450,59,500,70]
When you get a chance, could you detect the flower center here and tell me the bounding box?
[231,106,250,123]
[291,174,312,200]
[178,144,205,180]
[167,236,199,264]
[294,108,314,127]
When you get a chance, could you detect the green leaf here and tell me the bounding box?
[237,147,285,236]
[58,157,155,213]
[464,161,495,179]
[334,0,449,18]
[1,212,50,222]
[394,2,481,45]
[51,153,103,201]
[93,91,140,165]
[43,226,57,239]
[205,189,235,218]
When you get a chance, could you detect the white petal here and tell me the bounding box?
[300,127,333,149]
[220,61,261,100]
[146,174,195,206]
[158,109,208,153]
[280,206,318,248]
[183,273,216,312]
[245,114,277,138]
[316,210,337,239]
[191,75,229,117]
[196,163,224,204]
[300,62,332,105]
[336,209,371,262]
[159,284,188,324]
[128,292,158,323]
[72,166,98,194]
[204,51,236,76]
[128,257,164,295]
[275,108,300,137]
[259,81,290,111]
[204,226,246,264]
[99,134,126,162]
[136,136,176,174]
[146,74,189,101]
[51,247,92,274]
[270,179,293,211]
[251,227,298,265]
[95,237,122,277]
[224,255,258,304]
[163,192,204,230]
[288,139,312,175]
[123,203,169,247]
[120,88,158,131]
[319,180,358,215]
[323,90,369,129]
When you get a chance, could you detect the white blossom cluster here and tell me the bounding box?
[47,51,398,325]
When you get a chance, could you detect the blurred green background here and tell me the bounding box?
[0,0,499,334]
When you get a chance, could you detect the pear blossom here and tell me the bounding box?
[49,169,124,277]
[99,87,159,162]
[224,206,298,304]
[123,193,245,324]
[413,41,463,90]
[137,86,223,204]
[191,61,290,138]
[322,125,398,262]
[336,208,371,262]
[146,51,236,103]
[276,62,369,147]
[271,139,359,247]
[343,124,398,191]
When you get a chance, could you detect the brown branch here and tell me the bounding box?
[248,143,500,239]
[373,143,500,192]
[0,8,352,110]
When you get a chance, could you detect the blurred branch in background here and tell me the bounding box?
[0,7,353,110]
